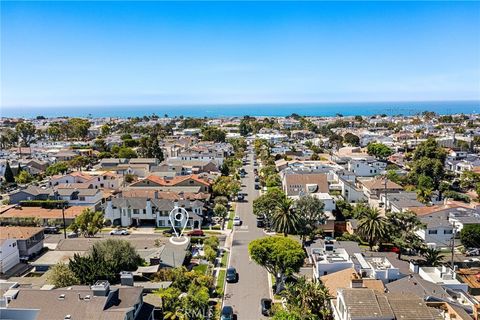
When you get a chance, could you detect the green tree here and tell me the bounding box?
[213,203,228,230]
[138,136,164,161]
[295,195,326,245]
[93,138,108,152]
[93,239,143,272]
[65,118,91,140]
[46,162,69,176]
[69,208,104,237]
[273,196,300,236]
[201,127,226,142]
[422,248,444,267]
[343,133,360,146]
[367,142,393,160]
[117,147,138,159]
[213,196,228,207]
[460,171,480,190]
[357,208,388,250]
[212,176,241,198]
[0,128,18,149]
[47,262,80,287]
[15,170,34,184]
[182,285,210,319]
[387,210,425,259]
[281,276,331,319]
[69,246,116,284]
[15,122,36,146]
[416,187,433,204]
[460,224,480,249]
[253,188,286,226]
[412,138,447,162]
[46,123,62,141]
[4,161,15,183]
[68,156,90,171]
[249,237,305,294]
[273,310,302,320]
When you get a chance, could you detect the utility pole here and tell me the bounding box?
[384,176,388,213]
[451,222,456,270]
[62,201,67,239]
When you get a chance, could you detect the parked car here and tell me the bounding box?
[261,298,273,316]
[233,216,242,226]
[254,182,260,190]
[466,248,480,256]
[67,231,78,238]
[254,176,259,182]
[220,306,234,320]
[187,229,205,237]
[237,193,245,202]
[110,229,129,235]
[43,226,59,234]
[226,267,238,283]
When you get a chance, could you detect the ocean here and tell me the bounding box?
[2,100,479,119]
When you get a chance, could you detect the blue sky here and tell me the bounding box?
[1,1,479,108]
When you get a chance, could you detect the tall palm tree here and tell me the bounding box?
[273,196,300,236]
[423,248,444,267]
[357,208,388,250]
[282,277,332,318]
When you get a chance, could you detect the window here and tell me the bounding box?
[79,196,85,201]
[133,209,139,215]
[444,229,453,234]
[428,230,438,235]
[143,209,147,214]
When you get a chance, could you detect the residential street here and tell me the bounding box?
[224,152,270,319]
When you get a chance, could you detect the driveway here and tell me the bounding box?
[223,151,270,319]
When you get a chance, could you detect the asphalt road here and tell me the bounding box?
[224,151,270,320]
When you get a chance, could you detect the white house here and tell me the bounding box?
[105,198,204,229]
[354,254,401,284]
[347,158,386,177]
[0,239,20,274]
[415,212,455,249]
[311,241,354,278]
[419,266,469,292]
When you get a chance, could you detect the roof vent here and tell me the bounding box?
[58,294,66,300]
[64,315,72,320]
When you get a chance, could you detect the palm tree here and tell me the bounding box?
[272,196,300,236]
[422,248,444,267]
[417,188,433,204]
[282,277,332,318]
[357,208,388,250]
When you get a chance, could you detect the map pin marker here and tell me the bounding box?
[169,203,189,245]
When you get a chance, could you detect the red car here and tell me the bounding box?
[187,230,205,237]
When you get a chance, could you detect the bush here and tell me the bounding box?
[204,245,217,264]
[203,236,219,251]
[460,224,480,249]
[443,191,470,203]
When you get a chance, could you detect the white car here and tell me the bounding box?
[110,229,129,236]
[233,217,242,226]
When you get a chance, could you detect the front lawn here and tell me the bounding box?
[216,269,226,295]
[221,251,229,268]
[193,264,208,275]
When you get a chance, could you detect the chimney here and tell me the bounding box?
[350,273,363,288]
[120,271,134,286]
[91,280,110,296]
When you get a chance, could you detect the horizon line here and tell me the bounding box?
[2,98,480,109]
